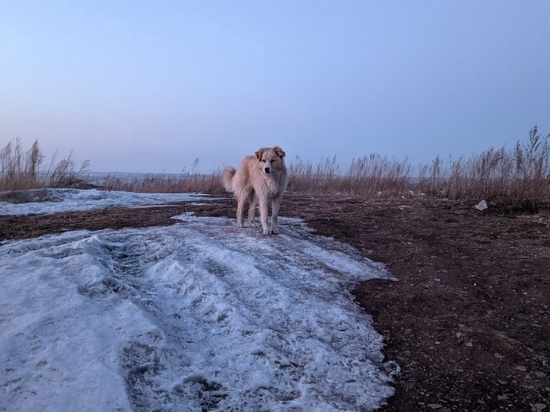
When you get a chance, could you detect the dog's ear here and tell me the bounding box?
[274,146,285,158]
[255,148,264,161]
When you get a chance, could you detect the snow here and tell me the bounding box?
[0,188,211,215]
[0,190,397,411]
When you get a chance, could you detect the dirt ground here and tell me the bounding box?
[1,193,549,411]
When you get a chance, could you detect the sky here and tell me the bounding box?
[1,189,395,410]
[1,1,549,173]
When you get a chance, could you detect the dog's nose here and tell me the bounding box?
[264,167,271,174]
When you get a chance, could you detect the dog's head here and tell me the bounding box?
[255,146,286,175]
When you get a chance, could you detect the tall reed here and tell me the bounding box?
[287,126,549,210]
[0,138,90,191]
[3,127,548,211]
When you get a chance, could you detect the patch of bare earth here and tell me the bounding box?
[1,194,548,411]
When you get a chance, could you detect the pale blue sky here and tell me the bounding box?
[1,1,549,173]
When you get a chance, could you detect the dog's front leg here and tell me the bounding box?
[259,198,270,235]
[270,197,282,234]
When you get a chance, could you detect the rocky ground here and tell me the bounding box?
[1,193,548,411]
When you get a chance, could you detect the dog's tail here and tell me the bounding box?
[222,166,236,193]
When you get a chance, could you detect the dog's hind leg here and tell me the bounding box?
[236,194,246,228]
[248,193,258,228]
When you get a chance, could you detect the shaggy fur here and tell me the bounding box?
[223,146,288,235]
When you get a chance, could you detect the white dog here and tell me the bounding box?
[223,146,288,235]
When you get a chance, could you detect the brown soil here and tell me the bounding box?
[1,193,549,411]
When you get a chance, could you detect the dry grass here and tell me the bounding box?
[1,138,90,191]
[287,126,549,211]
[90,158,225,194]
[3,127,549,211]
[95,172,225,194]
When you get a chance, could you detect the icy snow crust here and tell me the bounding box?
[0,188,211,215]
[0,190,396,411]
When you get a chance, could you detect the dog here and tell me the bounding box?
[223,146,288,235]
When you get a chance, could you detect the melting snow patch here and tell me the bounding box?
[0,188,212,216]
[0,215,397,411]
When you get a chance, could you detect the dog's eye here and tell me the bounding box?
[271,158,277,162]
[261,159,266,163]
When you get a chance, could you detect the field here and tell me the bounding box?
[1,192,549,411]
